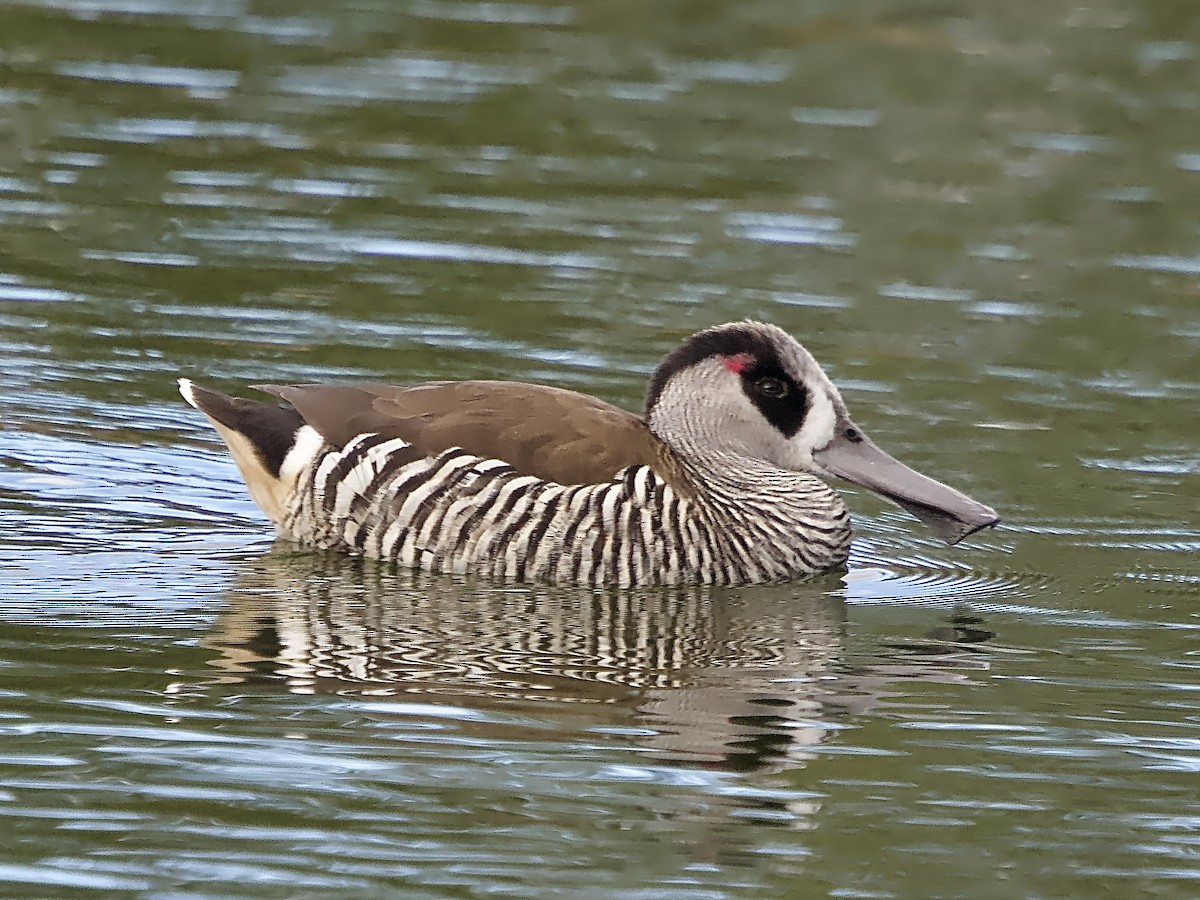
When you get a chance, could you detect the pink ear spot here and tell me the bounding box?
[722,353,754,374]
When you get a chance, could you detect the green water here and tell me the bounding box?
[1,0,1197,896]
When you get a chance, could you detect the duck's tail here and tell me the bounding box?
[178,378,310,525]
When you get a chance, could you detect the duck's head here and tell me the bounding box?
[644,321,1000,545]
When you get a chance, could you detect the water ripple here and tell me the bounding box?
[726,212,855,249]
[275,56,535,105]
[1083,454,1200,475]
[345,236,612,270]
[1111,254,1200,275]
[1010,132,1118,154]
[409,0,574,26]
[0,278,76,303]
[840,560,1049,610]
[56,61,239,98]
[0,863,149,892]
[792,107,878,128]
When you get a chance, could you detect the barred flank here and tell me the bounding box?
[278,432,852,587]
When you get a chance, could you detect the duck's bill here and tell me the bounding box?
[813,428,1000,545]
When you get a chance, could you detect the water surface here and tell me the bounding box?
[1,0,1198,896]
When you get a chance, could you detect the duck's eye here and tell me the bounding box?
[755,377,789,399]
[844,426,863,443]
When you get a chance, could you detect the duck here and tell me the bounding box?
[180,320,999,586]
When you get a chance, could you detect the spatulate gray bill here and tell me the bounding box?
[812,425,1000,545]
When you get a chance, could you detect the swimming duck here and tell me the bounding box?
[180,320,998,586]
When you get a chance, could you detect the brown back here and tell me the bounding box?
[255,380,675,487]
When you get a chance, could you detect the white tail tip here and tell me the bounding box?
[178,377,198,408]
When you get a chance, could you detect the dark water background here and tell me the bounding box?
[1,0,1197,896]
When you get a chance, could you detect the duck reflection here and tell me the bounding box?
[203,550,991,773]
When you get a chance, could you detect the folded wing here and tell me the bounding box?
[254,380,669,487]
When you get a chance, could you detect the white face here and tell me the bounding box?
[770,337,846,471]
[647,323,850,474]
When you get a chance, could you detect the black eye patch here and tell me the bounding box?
[741,365,808,437]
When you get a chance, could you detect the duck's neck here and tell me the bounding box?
[671,446,845,519]
[666,445,854,576]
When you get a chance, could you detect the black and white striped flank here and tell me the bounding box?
[277,427,852,587]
